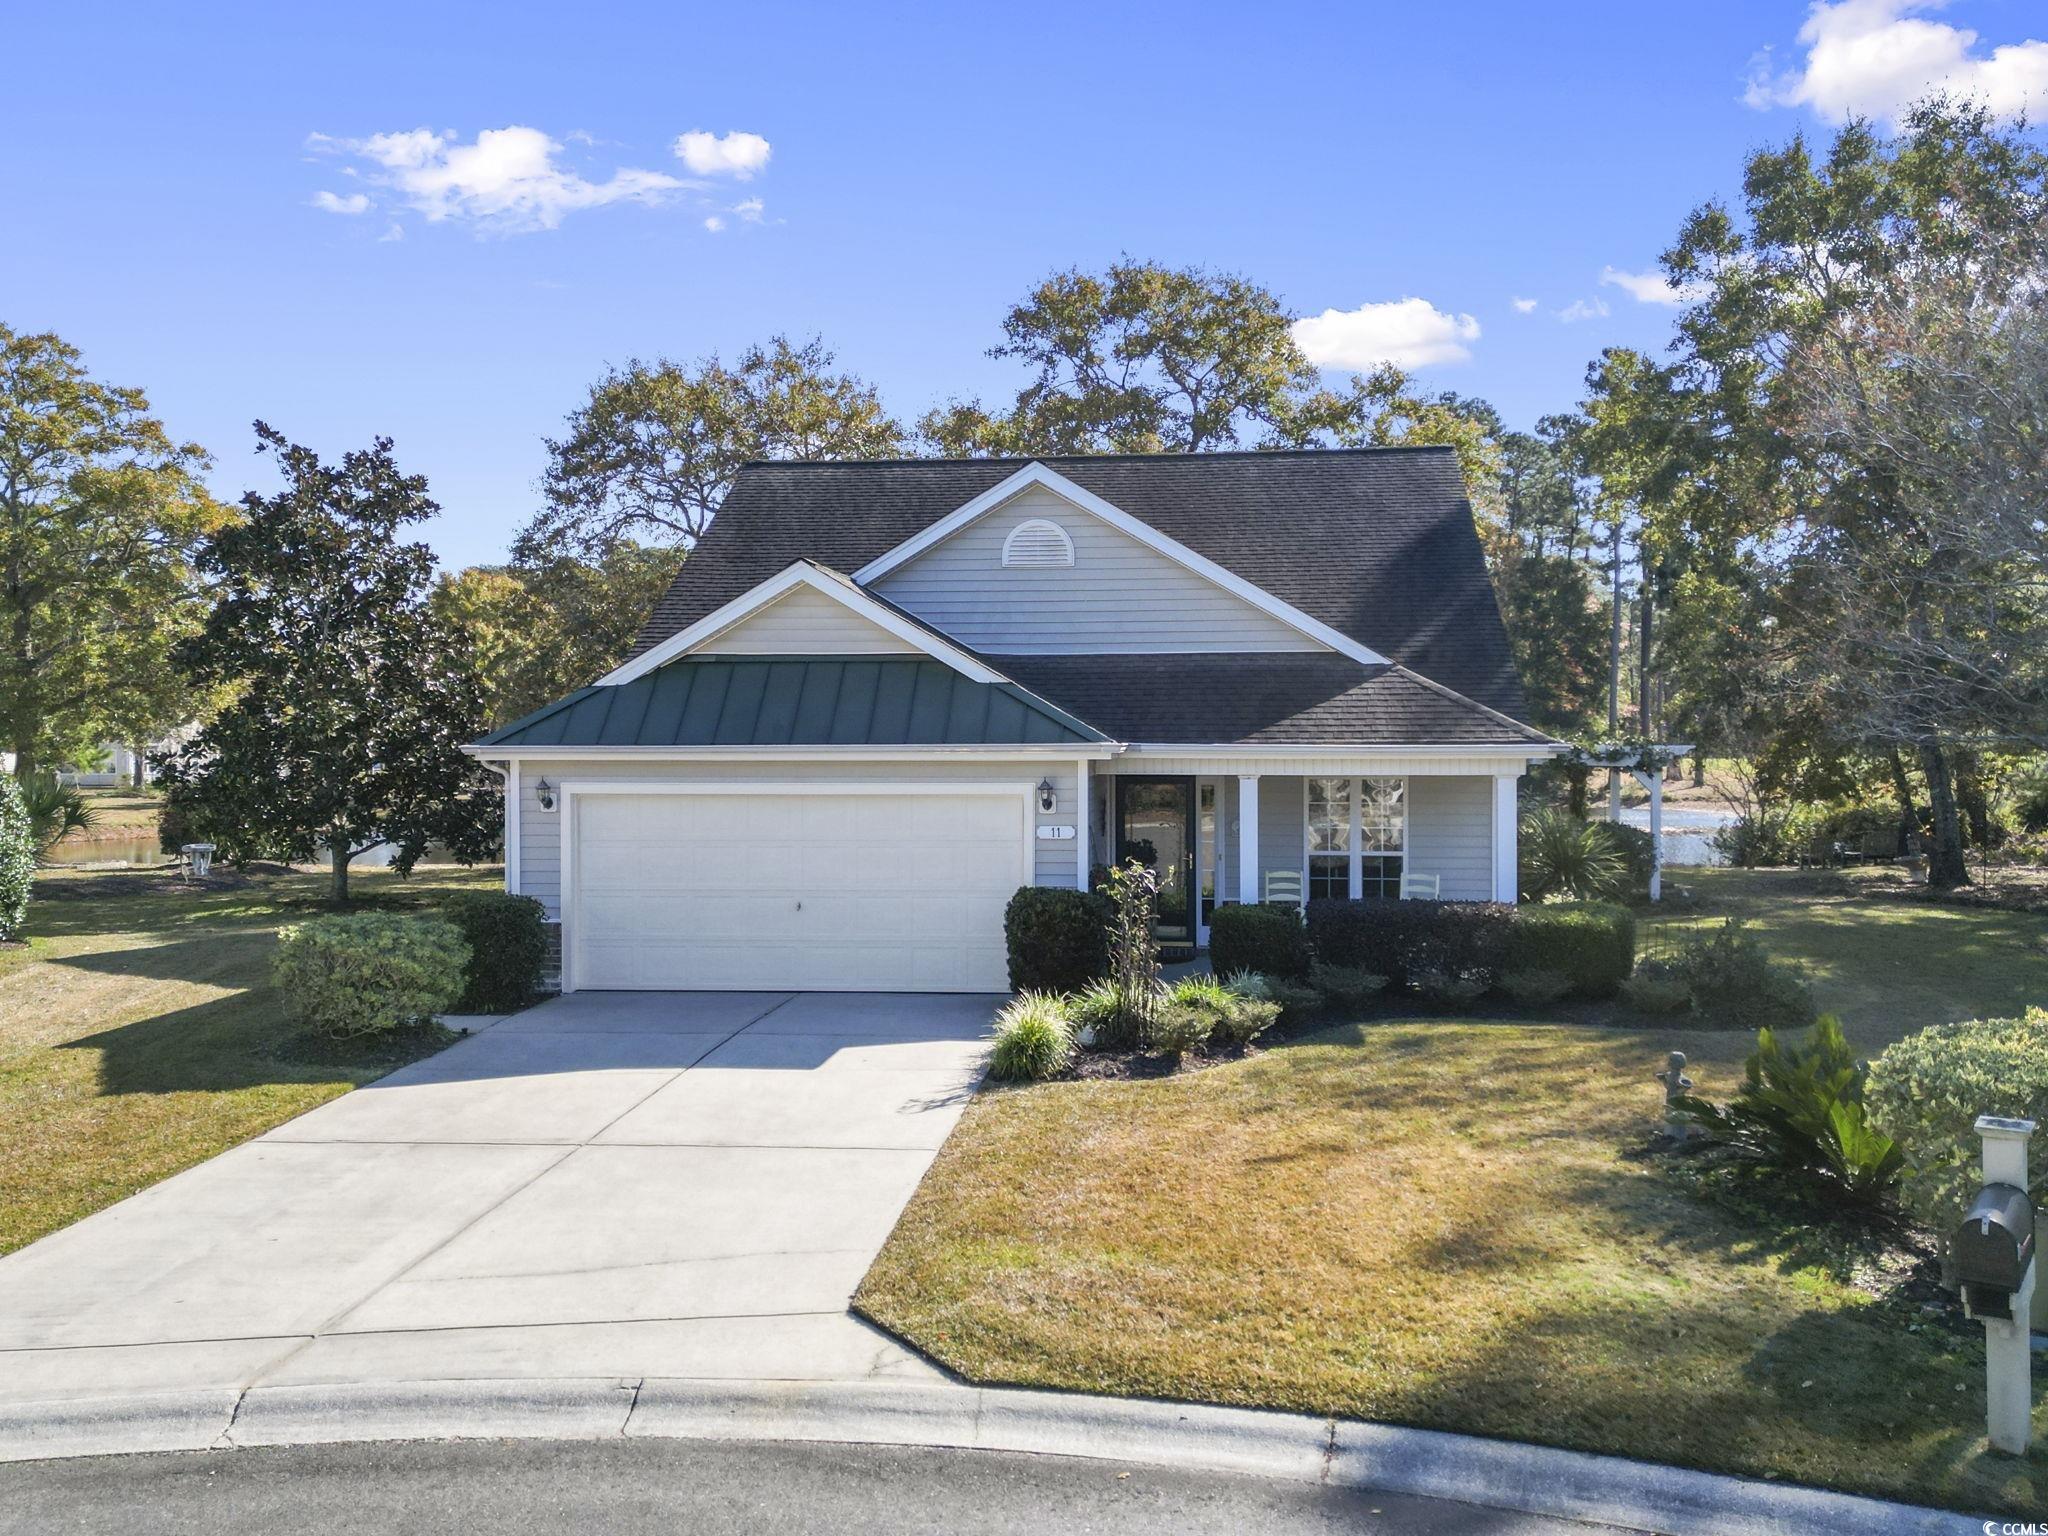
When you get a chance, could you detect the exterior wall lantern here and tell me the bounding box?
[534,777,557,812]
[1036,778,1058,815]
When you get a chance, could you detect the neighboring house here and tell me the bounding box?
[466,450,1564,992]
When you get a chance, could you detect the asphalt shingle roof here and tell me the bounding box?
[476,655,1108,749]
[628,448,1528,720]
[987,654,1552,747]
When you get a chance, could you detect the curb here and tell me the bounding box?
[0,1377,1986,1535]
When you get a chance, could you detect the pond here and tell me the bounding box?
[41,836,169,869]
[1615,804,1738,868]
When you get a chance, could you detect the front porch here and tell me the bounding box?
[1082,755,1526,952]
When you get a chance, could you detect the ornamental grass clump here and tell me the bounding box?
[988,992,1075,1082]
[1867,1008,2048,1235]
[272,912,469,1039]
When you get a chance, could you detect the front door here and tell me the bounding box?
[1115,777,1196,949]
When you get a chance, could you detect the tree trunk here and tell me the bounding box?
[1606,522,1624,735]
[1638,583,1655,738]
[1917,742,1969,889]
[1953,750,1992,848]
[1886,748,1921,857]
[330,845,352,903]
[1692,755,1706,789]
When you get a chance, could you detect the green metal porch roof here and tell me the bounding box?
[473,654,1110,750]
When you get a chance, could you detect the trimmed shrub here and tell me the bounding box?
[0,776,31,942]
[1619,961,1693,1015]
[1414,967,1491,1007]
[1306,898,1514,989]
[1867,1008,2048,1235]
[1149,1003,1213,1058]
[1499,968,1573,1007]
[1605,821,1658,899]
[273,913,469,1039]
[440,890,548,1013]
[1209,902,1311,980]
[1311,963,1388,1011]
[988,992,1074,1081]
[1505,902,1634,998]
[1004,886,1110,995]
[1671,919,1816,1032]
[1161,974,1280,1047]
[1675,1016,1904,1209]
[1265,975,1326,1022]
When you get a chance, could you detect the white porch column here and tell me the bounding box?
[1237,775,1260,904]
[1644,769,1664,903]
[1491,772,1520,903]
[1075,757,1091,891]
[505,759,522,895]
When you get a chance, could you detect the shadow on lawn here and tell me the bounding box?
[59,990,448,1096]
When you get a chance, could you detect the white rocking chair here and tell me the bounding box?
[1262,868,1304,906]
[1400,871,1441,900]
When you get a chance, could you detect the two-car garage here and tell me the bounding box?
[564,783,1034,993]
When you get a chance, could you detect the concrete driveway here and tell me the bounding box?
[0,992,994,1406]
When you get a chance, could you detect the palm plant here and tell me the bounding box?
[1518,807,1628,901]
[1674,1015,1906,1209]
[19,774,97,859]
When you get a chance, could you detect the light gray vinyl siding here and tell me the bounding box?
[513,758,1079,919]
[873,485,1327,654]
[1256,775,1306,895]
[697,585,920,655]
[1407,774,1493,900]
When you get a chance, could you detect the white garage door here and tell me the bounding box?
[568,787,1030,992]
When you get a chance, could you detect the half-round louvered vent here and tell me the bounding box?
[1001,518,1075,568]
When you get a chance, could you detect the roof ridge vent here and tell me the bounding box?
[1002,517,1075,568]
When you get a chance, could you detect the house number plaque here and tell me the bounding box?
[1035,825,1076,840]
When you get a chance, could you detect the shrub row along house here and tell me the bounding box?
[465,450,1565,991]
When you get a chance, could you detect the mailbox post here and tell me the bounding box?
[1954,1115,2036,1456]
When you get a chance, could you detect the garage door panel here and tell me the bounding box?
[570,789,1025,992]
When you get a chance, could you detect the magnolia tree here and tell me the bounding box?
[157,426,498,901]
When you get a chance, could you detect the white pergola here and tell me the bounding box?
[1580,743,1694,903]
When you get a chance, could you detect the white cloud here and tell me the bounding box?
[1746,0,2048,123]
[1599,264,1709,306]
[1556,297,1611,324]
[1511,296,1538,314]
[378,222,405,243]
[312,126,684,234]
[733,196,765,222]
[1291,297,1480,370]
[310,190,370,215]
[674,129,772,179]
[703,214,726,233]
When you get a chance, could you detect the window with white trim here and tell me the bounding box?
[1305,777,1405,900]
[1001,518,1075,568]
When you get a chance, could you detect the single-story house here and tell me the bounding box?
[465,449,1565,992]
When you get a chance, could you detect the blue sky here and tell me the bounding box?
[6,1,2046,570]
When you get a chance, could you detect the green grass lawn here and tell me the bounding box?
[858,868,2048,1516]
[0,862,500,1255]
[1649,866,2048,1052]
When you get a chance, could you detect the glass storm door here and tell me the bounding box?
[1116,777,1196,946]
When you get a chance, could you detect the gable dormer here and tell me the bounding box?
[861,468,1359,657]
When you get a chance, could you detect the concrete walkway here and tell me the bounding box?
[0,991,995,1406]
